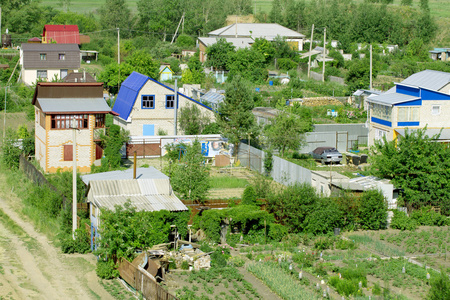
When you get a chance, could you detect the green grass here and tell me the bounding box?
[349,234,406,257]
[209,176,249,189]
[0,208,26,237]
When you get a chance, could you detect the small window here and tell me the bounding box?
[59,54,65,60]
[142,95,155,109]
[37,70,47,80]
[431,105,440,116]
[95,114,105,128]
[40,53,46,60]
[166,95,175,109]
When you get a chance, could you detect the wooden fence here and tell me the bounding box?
[118,259,178,300]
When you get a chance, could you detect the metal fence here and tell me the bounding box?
[118,259,178,300]
[237,144,311,186]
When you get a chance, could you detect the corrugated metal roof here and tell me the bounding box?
[209,23,305,40]
[198,37,254,49]
[37,98,111,113]
[81,167,168,185]
[112,71,213,121]
[200,91,225,105]
[86,177,187,212]
[401,70,450,91]
[366,92,419,106]
[43,25,80,44]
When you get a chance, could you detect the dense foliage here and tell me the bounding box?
[178,103,212,135]
[98,124,129,170]
[358,190,388,230]
[371,128,450,215]
[96,201,190,263]
[217,76,257,154]
[170,140,210,201]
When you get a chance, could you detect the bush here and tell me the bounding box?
[277,58,298,71]
[96,259,119,279]
[292,252,316,268]
[314,236,334,250]
[359,190,388,230]
[427,268,450,300]
[268,223,288,242]
[390,210,418,231]
[411,207,449,226]
[241,186,257,205]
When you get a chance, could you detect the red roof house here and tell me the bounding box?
[42,25,80,44]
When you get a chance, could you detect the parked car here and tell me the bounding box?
[310,147,342,164]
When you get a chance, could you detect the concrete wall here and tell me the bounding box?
[238,143,311,186]
[34,108,47,171]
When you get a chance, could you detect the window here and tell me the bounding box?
[166,95,175,109]
[51,114,89,129]
[371,103,392,120]
[142,95,155,109]
[95,114,105,128]
[59,54,65,60]
[40,53,46,60]
[375,128,387,141]
[37,70,47,80]
[431,105,441,116]
[398,107,419,122]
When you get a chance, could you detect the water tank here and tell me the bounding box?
[2,34,11,47]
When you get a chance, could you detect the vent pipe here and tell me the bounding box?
[133,151,137,179]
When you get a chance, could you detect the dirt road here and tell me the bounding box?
[0,184,115,299]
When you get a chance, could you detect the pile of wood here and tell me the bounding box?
[173,242,211,271]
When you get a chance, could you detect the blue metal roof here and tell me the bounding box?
[113,71,213,120]
[113,71,148,120]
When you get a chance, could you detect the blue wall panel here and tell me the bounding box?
[371,117,392,127]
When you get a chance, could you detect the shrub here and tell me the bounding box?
[411,207,449,226]
[359,190,388,230]
[96,259,119,279]
[241,186,257,205]
[277,58,298,71]
[292,252,315,268]
[268,223,288,242]
[314,236,334,250]
[390,210,418,231]
[427,268,450,300]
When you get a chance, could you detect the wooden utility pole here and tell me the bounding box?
[322,28,326,82]
[171,13,185,44]
[307,24,314,79]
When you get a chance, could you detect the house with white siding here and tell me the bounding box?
[112,71,215,137]
[366,70,450,146]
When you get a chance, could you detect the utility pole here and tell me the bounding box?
[3,86,7,139]
[72,117,78,240]
[322,28,326,82]
[307,24,314,79]
[117,28,120,64]
[248,133,251,170]
[173,79,178,135]
[171,13,185,44]
[370,44,373,90]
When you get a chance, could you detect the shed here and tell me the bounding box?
[159,65,174,82]
[82,167,188,250]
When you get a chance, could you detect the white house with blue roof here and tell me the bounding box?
[366,70,450,146]
[112,71,215,136]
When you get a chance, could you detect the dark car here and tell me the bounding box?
[310,147,342,164]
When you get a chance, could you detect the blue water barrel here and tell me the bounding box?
[255,87,260,92]
[269,80,273,86]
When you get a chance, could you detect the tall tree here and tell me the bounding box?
[178,104,211,135]
[264,110,309,157]
[99,0,131,37]
[217,76,256,156]
[171,140,210,201]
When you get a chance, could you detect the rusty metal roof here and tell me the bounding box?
[87,178,187,212]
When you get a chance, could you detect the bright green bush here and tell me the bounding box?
[390,210,418,231]
[411,207,449,226]
[241,186,257,205]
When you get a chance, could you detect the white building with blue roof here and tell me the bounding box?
[112,71,215,137]
[366,70,450,146]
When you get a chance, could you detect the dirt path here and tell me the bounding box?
[0,187,114,299]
